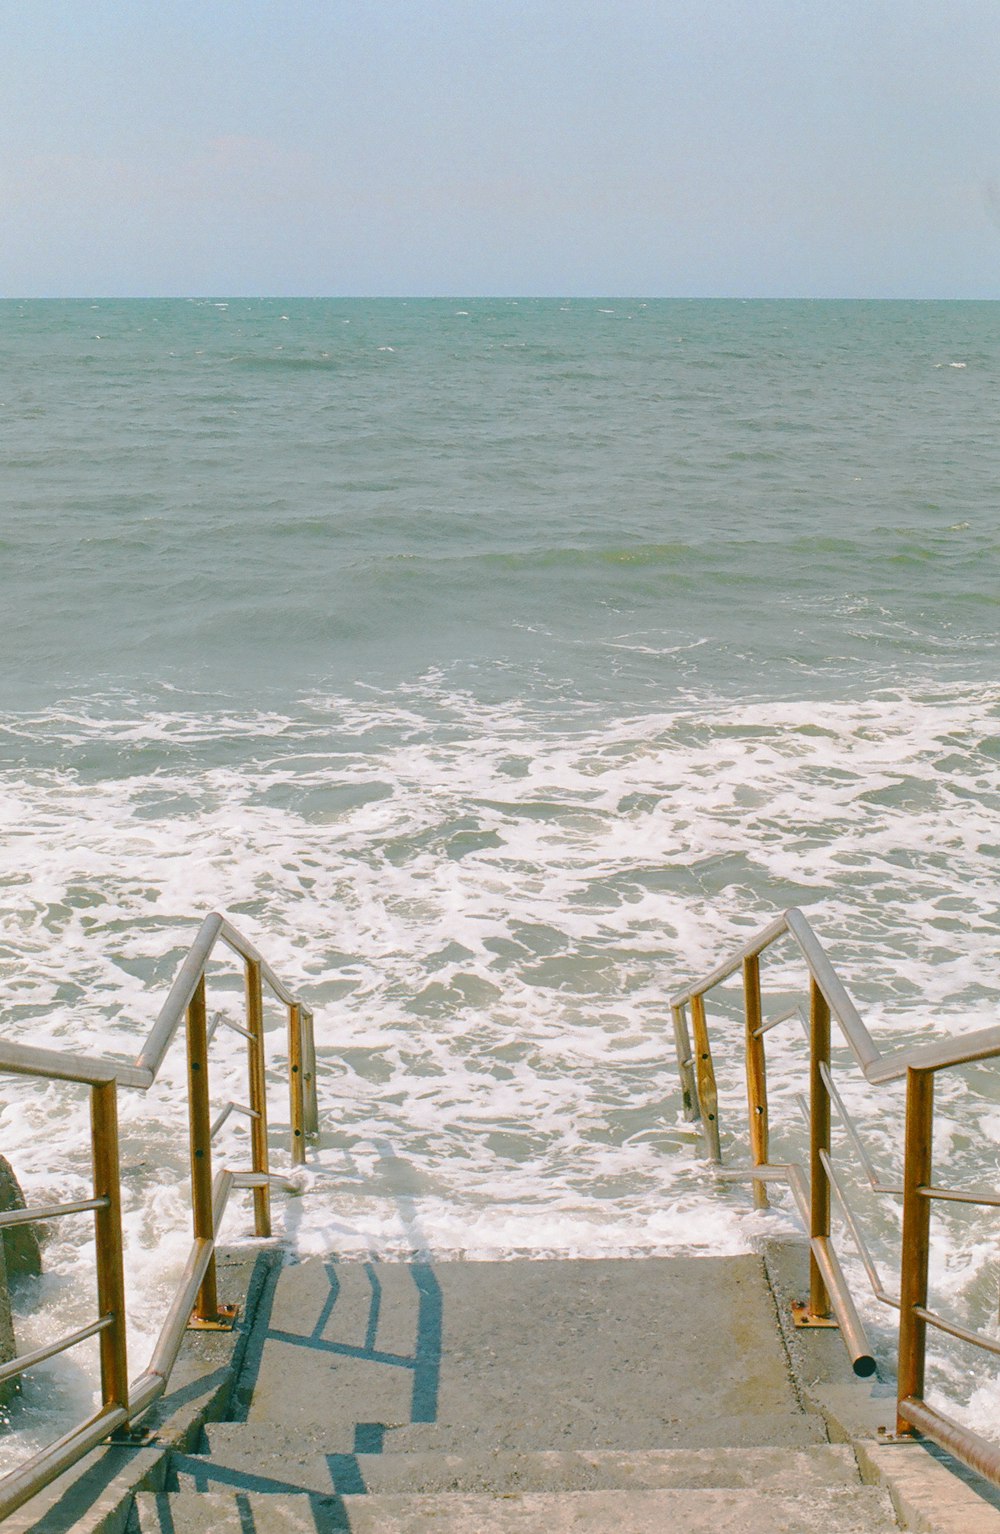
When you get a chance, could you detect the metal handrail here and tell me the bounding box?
[671,906,1000,1487]
[0,913,319,1523]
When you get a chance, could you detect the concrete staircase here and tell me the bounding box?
[129,1254,899,1532]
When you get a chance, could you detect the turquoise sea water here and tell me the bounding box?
[1,298,999,1452]
[4,298,1000,710]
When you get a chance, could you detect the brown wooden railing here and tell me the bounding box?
[672,906,1000,1486]
[0,913,318,1522]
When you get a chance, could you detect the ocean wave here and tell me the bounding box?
[0,680,997,1439]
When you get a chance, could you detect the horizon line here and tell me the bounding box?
[3,293,1000,304]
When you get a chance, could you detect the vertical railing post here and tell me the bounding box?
[187,975,219,1320]
[245,959,271,1238]
[809,976,832,1318]
[897,1066,934,1436]
[288,1003,306,1166]
[90,1080,129,1411]
[689,993,721,1162]
[302,1010,319,1136]
[671,1004,698,1122]
[743,954,769,1209]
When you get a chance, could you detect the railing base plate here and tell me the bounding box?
[875,1426,921,1444]
[187,1303,239,1332]
[110,1424,153,1445]
[791,1300,839,1329]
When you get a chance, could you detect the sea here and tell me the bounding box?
[1,296,999,1461]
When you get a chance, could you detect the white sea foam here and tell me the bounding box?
[0,676,998,1459]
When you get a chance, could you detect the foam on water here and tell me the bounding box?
[3,296,1000,1463]
[0,673,999,1460]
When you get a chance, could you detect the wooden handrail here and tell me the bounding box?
[0,913,319,1524]
[672,908,1000,1487]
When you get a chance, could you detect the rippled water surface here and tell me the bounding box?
[1,298,999,1457]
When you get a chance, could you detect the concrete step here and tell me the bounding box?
[205,1405,826,1459]
[243,1256,818,1451]
[357,1407,828,1454]
[132,1484,899,1533]
[179,1436,859,1496]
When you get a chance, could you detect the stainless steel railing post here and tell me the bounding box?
[897,1066,934,1436]
[743,954,769,1209]
[91,1081,129,1411]
[288,1002,306,1166]
[186,976,219,1320]
[245,959,272,1238]
[808,977,832,1318]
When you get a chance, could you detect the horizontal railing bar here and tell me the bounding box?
[212,1168,235,1241]
[127,1369,166,1418]
[0,1041,151,1090]
[716,1159,876,1375]
[918,1183,1000,1208]
[899,1397,1000,1484]
[714,1166,789,1182]
[780,1162,876,1375]
[671,907,884,1076]
[145,1236,215,1382]
[137,913,307,1080]
[231,1171,299,1193]
[677,907,1000,1088]
[753,1005,801,1038]
[670,914,789,1006]
[0,1196,108,1229]
[133,1167,297,1418]
[144,1171,235,1386]
[809,1234,877,1375]
[866,1023,1000,1084]
[818,1148,898,1307]
[210,1102,260,1141]
[783,909,881,1075]
[137,913,225,1075]
[217,919,298,1008]
[213,1015,255,1044]
[0,1402,130,1523]
[818,1061,902,1194]
[914,1306,1000,1357]
[210,1105,233,1140]
[0,1315,113,1385]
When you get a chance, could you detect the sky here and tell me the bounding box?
[1,0,999,298]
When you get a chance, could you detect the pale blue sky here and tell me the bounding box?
[2,0,999,297]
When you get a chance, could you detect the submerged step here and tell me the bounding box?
[186,1435,850,1496]
[132,1485,898,1534]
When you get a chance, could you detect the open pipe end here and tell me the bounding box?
[853,1353,878,1379]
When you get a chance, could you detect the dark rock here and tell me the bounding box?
[0,1154,42,1280]
[0,1240,15,1405]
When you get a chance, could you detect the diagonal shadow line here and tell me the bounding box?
[264,1327,419,1369]
[364,1262,382,1354]
[171,1454,346,1501]
[310,1261,341,1342]
[326,1452,368,1494]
